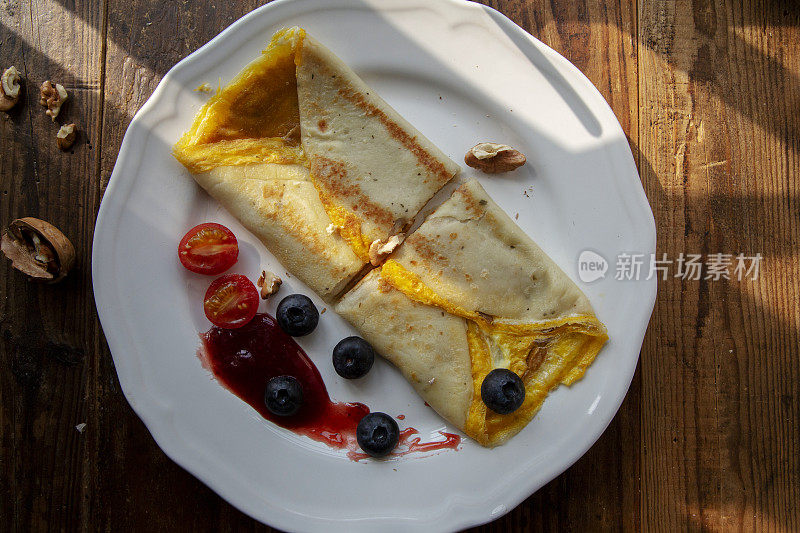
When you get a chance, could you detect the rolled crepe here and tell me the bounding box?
[336,180,608,446]
[173,27,458,301]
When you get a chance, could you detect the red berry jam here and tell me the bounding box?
[347,428,461,461]
[199,313,369,450]
[199,312,461,460]
[398,428,461,455]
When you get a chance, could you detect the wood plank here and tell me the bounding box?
[638,0,800,530]
[0,0,106,530]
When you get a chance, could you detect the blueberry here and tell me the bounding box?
[356,412,399,457]
[276,294,319,336]
[480,369,525,415]
[264,375,304,417]
[332,336,375,379]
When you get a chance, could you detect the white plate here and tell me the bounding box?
[93,0,656,531]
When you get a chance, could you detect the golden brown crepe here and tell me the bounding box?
[173,27,459,300]
[189,163,364,300]
[335,180,608,446]
[296,36,460,259]
[336,269,474,429]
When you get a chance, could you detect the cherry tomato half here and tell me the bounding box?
[204,274,259,329]
[178,223,239,275]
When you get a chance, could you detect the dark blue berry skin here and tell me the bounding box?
[264,375,304,417]
[480,369,525,414]
[333,336,375,379]
[356,412,400,457]
[276,294,319,336]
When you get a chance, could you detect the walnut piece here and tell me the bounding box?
[256,270,282,299]
[0,66,22,112]
[464,142,526,174]
[1,217,76,283]
[39,81,68,121]
[56,123,77,151]
[368,234,403,266]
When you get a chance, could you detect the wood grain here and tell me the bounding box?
[0,0,798,531]
[1,0,106,530]
[638,0,800,530]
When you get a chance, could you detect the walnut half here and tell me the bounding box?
[465,142,526,174]
[39,81,68,121]
[0,66,22,112]
[1,218,76,283]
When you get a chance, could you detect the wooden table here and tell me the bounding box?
[1,0,798,530]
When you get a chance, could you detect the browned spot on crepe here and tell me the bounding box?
[454,184,488,218]
[338,87,453,184]
[311,155,395,227]
[403,232,450,265]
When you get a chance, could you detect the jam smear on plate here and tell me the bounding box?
[200,313,368,450]
[200,312,461,459]
[398,428,461,455]
[347,428,461,461]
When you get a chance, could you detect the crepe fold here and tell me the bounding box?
[335,180,608,447]
[296,37,460,259]
[173,27,458,301]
